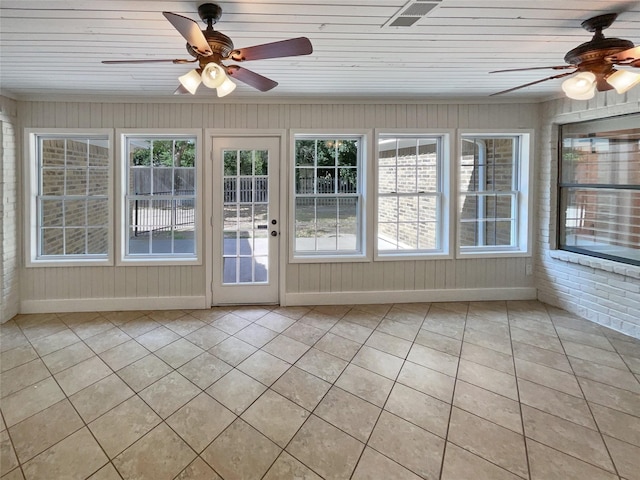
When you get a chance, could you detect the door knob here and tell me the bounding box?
[271,231,278,237]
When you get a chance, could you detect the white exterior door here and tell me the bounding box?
[211,136,280,304]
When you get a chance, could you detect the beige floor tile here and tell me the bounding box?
[283,322,325,346]
[461,342,515,375]
[209,336,257,366]
[139,371,200,418]
[88,463,123,480]
[578,377,640,417]
[255,312,296,333]
[295,348,348,383]
[167,392,235,453]
[102,311,147,326]
[562,341,628,370]
[235,323,279,348]
[147,310,188,324]
[271,366,331,411]
[242,390,309,447]
[54,355,112,396]
[116,354,173,392]
[206,368,267,414]
[385,306,426,325]
[69,318,115,341]
[422,309,466,340]
[603,435,640,480]
[352,447,422,480]
[175,457,222,479]
[314,332,361,361]
[556,326,615,351]
[457,359,518,400]
[335,364,394,407]
[22,428,108,480]
[119,316,161,337]
[0,345,38,373]
[448,407,528,478]
[341,310,382,330]
[518,378,596,429]
[184,325,229,350]
[187,307,232,323]
[271,306,311,321]
[569,356,640,393]
[210,313,252,335]
[385,383,450,438]
[406,343,459,377]
[163,315,207,337]
[375,318,420,341]
[1,377,65,427]
[0,358,51,398]
[397,361,455,403]
[287,415,364,480]
[515,357,583,397]
[69,373,134,423]
[527,438,618,480]
[441,442,523,480]
[30,329,81,356]
[89,395,161,458]
[83,327,131,354]
[202,419,280,480]
[465,316,511,337]
[134,326,181,352]
[177,352,232,389]
[262,334,310,363]
[512,340,573,373]
[329,320,373,344]
[509,315,557,337]
[263,451,322,480]
[463,328,513,355]
[113,423,196,480]
[231,306,272,322]
[0,429,19,476]
[237,350,291,386]
[365,331,412,358]
[41,342,95,374]
[154,338,204,369]
[521,405,614,473]
[453,380,522,434]
[368,411,444,480]
[623,353,640,374]
[314,386,381,442]
[99,339,149,371]
[590,403,640,447]
[352,345,404,379]
[414,329,462,356]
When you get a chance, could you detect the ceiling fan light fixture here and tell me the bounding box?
[606,69,640,94]
[201,62,227,88]
[217,77,236,97]
[562,72,596,99]
[178,69,202,94]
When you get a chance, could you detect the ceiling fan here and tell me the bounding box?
[102,3,313,96]
[490,13,640,98]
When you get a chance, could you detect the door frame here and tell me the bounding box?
[204,129,287,306]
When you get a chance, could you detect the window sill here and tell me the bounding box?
[118,256,201,267]
[26,258,112,268]
[290,253,370,264]
[548,250,640,280]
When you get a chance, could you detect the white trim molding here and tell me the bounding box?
[20,296,208,314]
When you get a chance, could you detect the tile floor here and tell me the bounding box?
[1,300,639,480]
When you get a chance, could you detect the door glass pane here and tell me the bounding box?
[223,149,270,285]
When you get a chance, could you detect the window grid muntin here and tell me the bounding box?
[294,136,363,255]
[36,135,109,259]
[125,136,196,258]
[377,135,443,253]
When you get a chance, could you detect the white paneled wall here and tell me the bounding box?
[16,99,540,312]
[1,96,19,323]
[537,89,640,338]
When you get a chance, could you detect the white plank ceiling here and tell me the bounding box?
[1,0,639,101]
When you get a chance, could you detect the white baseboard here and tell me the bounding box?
[284,287,537,306]
[20,296,208,314]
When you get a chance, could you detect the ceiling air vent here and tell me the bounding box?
[383,0,442,28]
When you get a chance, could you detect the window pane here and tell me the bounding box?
[338,198,358,250]
[42,228,64,255]
[152,140,174,167]
[295,140,315,166]
[224,150,237,175]
[41,169,65,195]
[41,199,63,226]
[295,197,316,252]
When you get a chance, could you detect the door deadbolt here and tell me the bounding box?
[271,219,277,225]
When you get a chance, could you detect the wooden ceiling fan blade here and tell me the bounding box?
[490,71,577,96]
[163,11,213,57]
[226,65,278,91]
[608,45,640,65]
[102,59,195,64]
[229,37,312,62]
[490,65,575,73]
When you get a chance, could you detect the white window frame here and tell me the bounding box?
[116,129,203,266]
[24,128,114,267]
[456,129,534,258]
[374,129,453,261]
[290,130,371,263]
